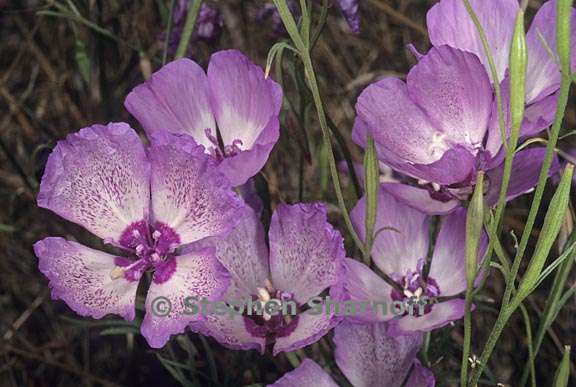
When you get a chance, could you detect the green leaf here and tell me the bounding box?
[265,42,297,79]
[515,165,574,302]
[466,172,485,286]
[363,136,379,264]
[74,39,90,83]
[556,0,573,73]
[508,10,527,137]
[99,326,139,336]
[156,354,197,387]
[553,346,571,387]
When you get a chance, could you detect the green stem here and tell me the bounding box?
[162,0,177,64]
[273,0,365,255]
[175,0,202,59]
[519,303,537,387]
[519,228,576,386]
[470,2,573,381]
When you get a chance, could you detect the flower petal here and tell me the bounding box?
[334,320,422,387]
[124,58,215,149]
[272,307,341,355]
[429,208,487,296]
[334,0,360,33]
[343,258,394,322]
[149,131,244,245]
[216,137,279,186]
[269,203,345,304]
[355,77,440,165]
[485,147,561,206]
[381,183,461,215]
[141,247,230,348]
[268,359,338,387]
[408,146,477,186]
[406,360,436,387]
[525,0,576,104]
[406,46,492,149]
[190,314,266,352]
[427,0,518,83]
[191,206,269,300]
[37,123,150,242]
[485,77,559,157]
[351,188,430,275]
[388,299,466,335]
[208,49,282,148]
[34,237,138,320]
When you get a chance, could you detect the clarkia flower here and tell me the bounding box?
[343,189,487,335]
[125,50,282,187]
[191,203,345,355]
[353,44,560,214]
[33,123,244,348]
[268,321,435,387]
[428,0,575,152]
[257,0,359,35]
[162,2,223,55]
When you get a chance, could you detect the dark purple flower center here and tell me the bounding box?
[205,128,243,161]
[242,282,299,341]
[113,221,181,283]
[390,260,440,316]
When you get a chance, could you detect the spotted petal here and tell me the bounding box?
[273,306,341,355]
[351,188,430,276]
[37,123,150,243]
[269,203,345,304]
[140,247,230,348]
[34,237,138,320]
[334,320,423,387]
[148,131,244,245]
[268,359,338,387]
[388,299,466,336]
[190,314,266,352]
[192,206,270,300]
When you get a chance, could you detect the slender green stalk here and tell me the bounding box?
[470,164,574,386]
[162,0,177,64]
[461,173,485,386]
[175,0,202,59]
[273,0,365,255]
[519,228,576,386]
[519,303,537,387]
[470,1,573,383]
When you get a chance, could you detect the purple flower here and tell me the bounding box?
[257,1,301,36]
[344,189,487,335]
[353,45,560,214]
[190,203,346,355]
[268,359,339,387]
[334,0,360,33]
[257,0,360,35]
[334,321,435,387]
[268,321,435,387]
[125,50,282,186]
[426,0,575,155]
[33,123,244,348]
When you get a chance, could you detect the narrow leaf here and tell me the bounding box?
[516,165,574,301]
[553,346,571,387]
[363,136,379,264]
